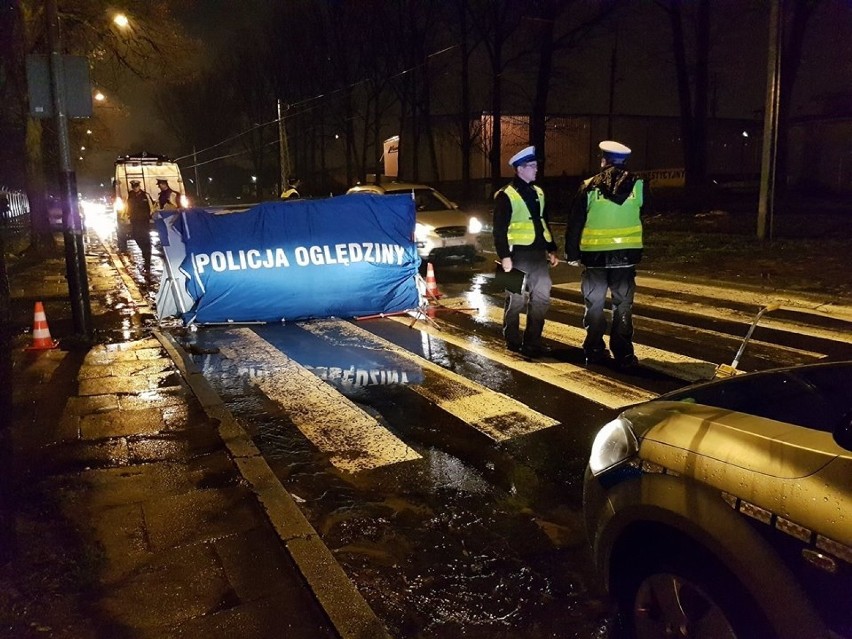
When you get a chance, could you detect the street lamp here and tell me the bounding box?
[113,13,129,28]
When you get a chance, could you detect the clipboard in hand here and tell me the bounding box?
[494,265,527,294]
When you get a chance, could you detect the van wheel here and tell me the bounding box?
[612,543,773,639]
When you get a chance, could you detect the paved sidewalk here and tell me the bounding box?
[2,236,386,638]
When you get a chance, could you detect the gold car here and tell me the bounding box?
[584,361,852,639]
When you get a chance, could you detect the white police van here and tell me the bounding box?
[113,153,188,248]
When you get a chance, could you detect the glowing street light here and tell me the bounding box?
[113,13,129,28]
[94,91,105,102]
[86,129,92,135]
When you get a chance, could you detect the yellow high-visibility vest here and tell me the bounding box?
[580,179,643,251]
[495,184,552,248]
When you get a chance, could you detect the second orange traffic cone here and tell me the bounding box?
[425,262,442,299]
[26,301,59,351]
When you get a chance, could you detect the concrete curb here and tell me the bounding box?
[100,240,153,317]
[153,329,392,639]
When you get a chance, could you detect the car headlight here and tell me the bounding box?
[468,216,483,234]
[589,416,638,476]
[414,223,432,242]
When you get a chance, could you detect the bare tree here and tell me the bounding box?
[775,0,822,192]
[3,0,192,253]
[654,0,712,209]
[527,0,617,174]
[466,0,528,194]
[444,0,484,199]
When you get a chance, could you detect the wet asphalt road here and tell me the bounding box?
[114,233,851,639]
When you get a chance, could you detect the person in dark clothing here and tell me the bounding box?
[565,140,650,370]
[156,179,179,210]
[127,180,153,266]
[493,145,560,358]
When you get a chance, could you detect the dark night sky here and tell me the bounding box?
[80,0,852,191]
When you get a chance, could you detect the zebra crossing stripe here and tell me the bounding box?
[301,320,560,441]
[217,328,421,473]
[632,276,852,324]
[450,297,717,383]
[379,314,654,409]
[446,293,824,379]
[552,281,851,345]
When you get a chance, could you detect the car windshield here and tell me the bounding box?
[387,188,450,212]
[665,364,852,433]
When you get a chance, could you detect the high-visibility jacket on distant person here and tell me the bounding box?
[579,178,643,252]
[564,166,649,268]
[496,184,553,249]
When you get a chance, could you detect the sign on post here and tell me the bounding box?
[25,54,93,119]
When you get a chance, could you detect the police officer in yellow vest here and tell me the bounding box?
[493,145,559,358]
[565,140,649,370]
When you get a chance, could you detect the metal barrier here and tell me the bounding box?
[0,188,30,223]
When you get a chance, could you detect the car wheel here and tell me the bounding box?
[613,542,774,639]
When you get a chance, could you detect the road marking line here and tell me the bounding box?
[552,281,852,344]
[459,289,824,372]
[302,320,560,441]
[443,295,721,383]
[373,314,654,409]
[633,276,852,323]
[546,296,820,365]
[217,328,421,473]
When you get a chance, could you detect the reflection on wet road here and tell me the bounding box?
[216,327,422,472]
[187,318,616,637]
[104,233,852,638]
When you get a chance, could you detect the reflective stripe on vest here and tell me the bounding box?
[496,184,552,248]
[580,179,643,251]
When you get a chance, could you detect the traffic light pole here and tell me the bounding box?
[47,0,92,341]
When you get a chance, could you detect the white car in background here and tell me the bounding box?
[346,182,483,261]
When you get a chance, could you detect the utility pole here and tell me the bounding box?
[277,99,291,196]
[193,146,201,200]
[757,0,782,241]
[47,0,92,340]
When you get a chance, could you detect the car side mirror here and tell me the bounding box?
[834,412,852,451]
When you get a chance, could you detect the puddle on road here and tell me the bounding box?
[186,324,615,637]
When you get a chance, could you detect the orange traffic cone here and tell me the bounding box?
[425,262,442,299]
[26,301,59,351]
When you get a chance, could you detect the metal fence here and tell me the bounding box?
[0,188,30,223]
